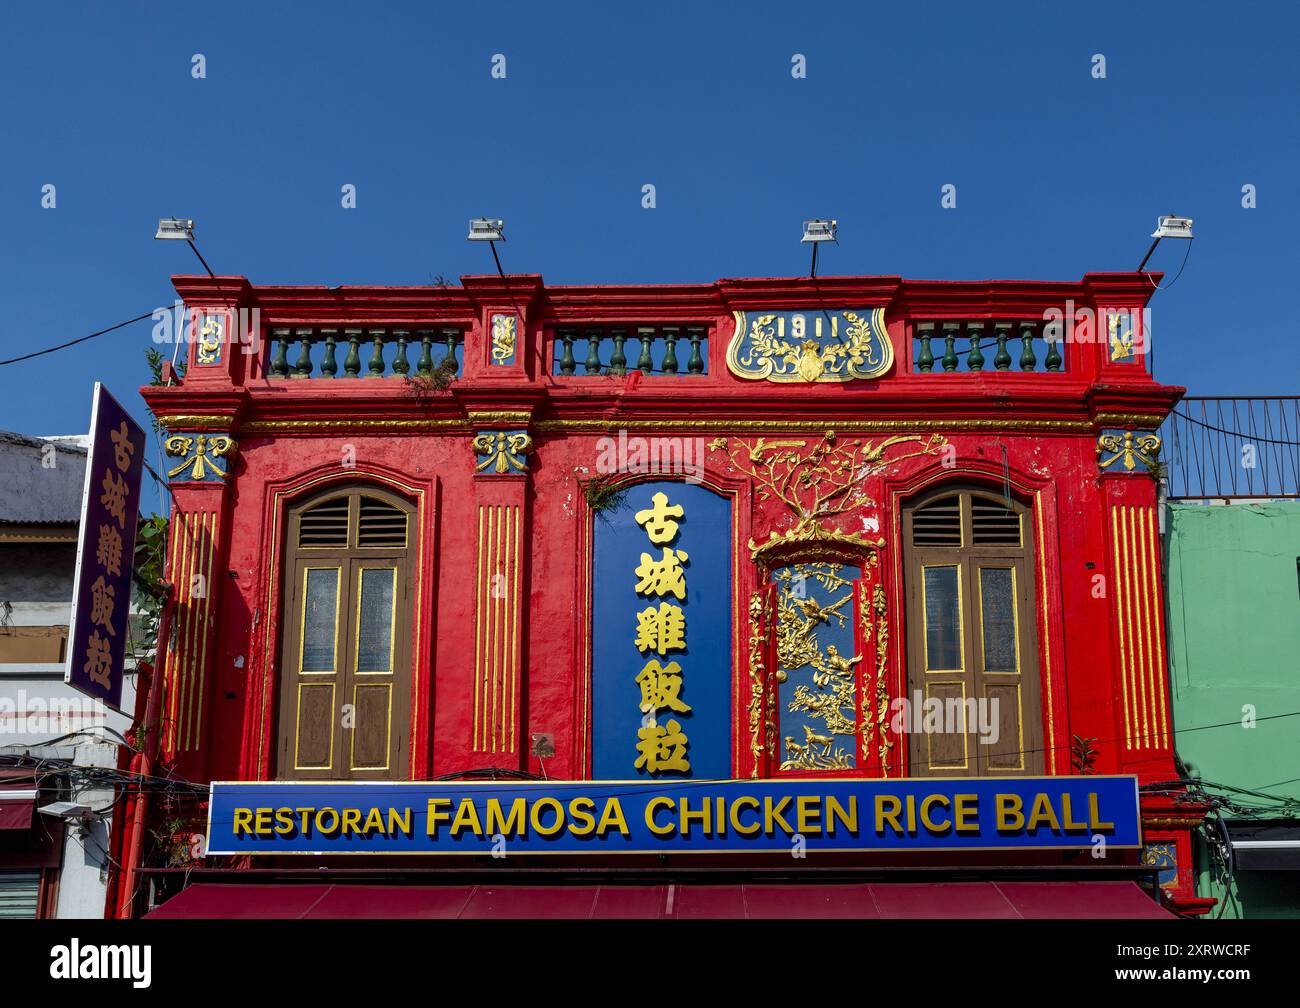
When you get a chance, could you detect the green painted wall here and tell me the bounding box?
[1165,502,1300,918]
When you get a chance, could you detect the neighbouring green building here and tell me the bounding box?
[1164,500,1300,918]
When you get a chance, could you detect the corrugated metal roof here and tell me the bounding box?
[0,431,89,524]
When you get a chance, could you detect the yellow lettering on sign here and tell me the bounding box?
[254,808,272,836]
[679,796,711,835]
[764,796,794,835]
[1027,793,1061,832]
[730,796,761,836]
[596,798,630,837]
[953,794,980,833]
[232,808,253,836]
[426,798,453,836]
[796,795,823,836]
[645,796,676,836]
[996,794,1024,832]
[451,799,483,837]
[875,795,904,835]
[1089,793,1115,831]
[485,797,527,837]
[569,797,597,837]
[920,795,951,834]
[388,807,412,837]
[275,808,296,836]
[530,797,566,836]
[825,795,857,836]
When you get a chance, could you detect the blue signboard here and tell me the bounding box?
[206,776,1142,855]
[64,384,147,712]
[591,480,732,779]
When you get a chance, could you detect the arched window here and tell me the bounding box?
[903,487,1042,777]
[277,486,414,780]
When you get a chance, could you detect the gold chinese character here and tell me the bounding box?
[634,602,687,655]
[636,659,692,714]
[99,469,128,527]
[95,523,123,577]
[634,718,691,774]
[634,547,689,600]
[89,575,116,635]
[634,491,684,545]
[109,421,136,472]
[84,630,113,689]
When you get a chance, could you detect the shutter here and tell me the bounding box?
[358,497,408,548]
[0,872,40,919]
[298,498,350,547]
[911,496,962,547]
[970,497,1022,546]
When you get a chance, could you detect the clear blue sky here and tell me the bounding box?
[1,0,1295,475]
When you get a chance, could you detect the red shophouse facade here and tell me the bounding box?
[123,270,1210,917]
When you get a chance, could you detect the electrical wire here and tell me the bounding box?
[1142,239,1194,292]
[0,310,157,368]
[1170,407,1300,447]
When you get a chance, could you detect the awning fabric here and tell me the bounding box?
[1228,821,1300,870]
[146,880,1172,919]
[0,782,37,832]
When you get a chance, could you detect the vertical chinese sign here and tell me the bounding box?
[64,384,146,712]
[592,481,731,779]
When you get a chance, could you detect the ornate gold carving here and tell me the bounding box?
[872,581,893,776]
[163,433,236,481]
[1098,431,1161,472]
[1108,311,1135,361]
[472,431,533,475]
[747,590,768,777]
[541,418,1095,434]
[490,314,517,363]
[776,562,859,770]
[728,309,893,383]
[468,410,533,426]
[156,415,236,432]
[709,430,946,558]
[197,314,223,365]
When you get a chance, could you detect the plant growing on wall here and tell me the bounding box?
[578,471,629,521]
[1070,734,1100,775]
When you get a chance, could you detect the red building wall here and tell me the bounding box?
[137,271,1208,911]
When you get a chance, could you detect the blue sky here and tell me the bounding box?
[1,0,1295,478]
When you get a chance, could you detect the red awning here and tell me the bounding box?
[145,880,1173,919]
[0,780,37,831]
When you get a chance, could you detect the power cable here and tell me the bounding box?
[0,310,157,368]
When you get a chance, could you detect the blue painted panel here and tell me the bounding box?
[591,480,731,779]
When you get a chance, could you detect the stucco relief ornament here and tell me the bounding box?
[163,433,236,481]
[708,430,947,560]
[726,309,893,383]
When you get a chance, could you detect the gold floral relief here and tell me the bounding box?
[727,309,894,383]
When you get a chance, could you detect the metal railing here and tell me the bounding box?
[1161,397,1300,499]
[266,327,463,380]
[912,320,1064,374]
[552,325,708,376]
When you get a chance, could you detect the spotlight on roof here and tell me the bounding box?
[1137,214,1194,271]
[801,219,838,243]
[1151,215,1194,240]
[467,218,505,242]
[154,217,195,241]
[801,219,837,278]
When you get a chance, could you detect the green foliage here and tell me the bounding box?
[1070,734,1100,775]
[127,515,170,664]
[580,473,629,521]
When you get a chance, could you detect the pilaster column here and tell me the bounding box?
[157,429,237,781]
[468,427,532,766]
